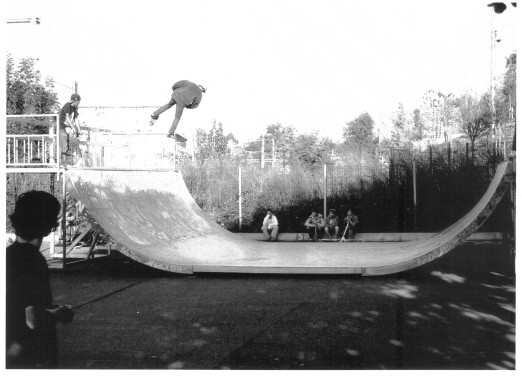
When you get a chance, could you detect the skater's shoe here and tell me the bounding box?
[167,133,175,139]
[149,114,158,126]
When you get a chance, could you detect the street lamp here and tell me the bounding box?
[488,2,508,13]
[487,2,516,13]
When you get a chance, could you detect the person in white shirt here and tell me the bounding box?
[261,210,279,241]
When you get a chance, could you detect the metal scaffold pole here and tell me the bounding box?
[323,164,328,219]
[50,173,56,257]
[62,172,67,269]
[239,167,242,230]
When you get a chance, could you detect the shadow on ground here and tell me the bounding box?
[51,241,515,369]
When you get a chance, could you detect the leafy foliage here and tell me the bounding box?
[180,147,508,234]
[419,90,460,139]
[409,108,427,141]
[194,119,237,164]
[265,123,296,168]
[495,53,516,126]
[291,132,334,170]
[456,93,493,161]
[343,112,377,154]
[6,55,59,134]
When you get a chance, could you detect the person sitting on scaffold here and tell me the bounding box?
[149,80,206,138]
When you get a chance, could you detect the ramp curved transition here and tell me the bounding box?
[65,161,513,276]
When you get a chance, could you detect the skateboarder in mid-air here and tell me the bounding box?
[149,80,206,138]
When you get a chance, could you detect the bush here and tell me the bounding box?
[179,149,511,234]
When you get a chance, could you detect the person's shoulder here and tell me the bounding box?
[7,241,31,253]
[61,102,74,113]
[6,242,38,263]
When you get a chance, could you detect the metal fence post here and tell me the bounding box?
[239,167,242,230]
[50,173,56,258]
[323,164,328,219]
[413,158,417,231]
[429,145,432,171]
[447,141,451,168]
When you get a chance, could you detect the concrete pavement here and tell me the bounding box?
[50,240,515,369]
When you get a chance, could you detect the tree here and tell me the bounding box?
[390,103,411,148]
[495,53,516,129]
[291,132,332,170]
[409,108,426,142]
[6,55,59,134]
[456,93,493,162]
[194,120,237,164]
[265,123,296,168]
[419,90,459,140]
[437,92,459,139]
[5,55,62,228]
[342,112,376,155]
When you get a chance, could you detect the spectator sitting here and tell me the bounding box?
[304,210,325,241]
[324,209,340,240]
[341,209,359,240]
[261,210,279,241]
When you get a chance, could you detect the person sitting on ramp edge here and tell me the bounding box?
[149,80,206,138]
[324,209,340,240]
[341,209,359,241]
[304,210,325,241]
[261,209,279,241]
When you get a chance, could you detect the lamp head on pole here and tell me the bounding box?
[487,2,515,13]
[488,2,507,13]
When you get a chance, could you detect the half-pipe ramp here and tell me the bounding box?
[65,161,513,276]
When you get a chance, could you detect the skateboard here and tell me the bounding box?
[339,238,364,243]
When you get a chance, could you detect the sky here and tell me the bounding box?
[4,0,518,142]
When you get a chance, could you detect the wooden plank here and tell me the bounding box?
[65,225,93,255]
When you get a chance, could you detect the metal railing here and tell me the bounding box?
[5,114,60,173]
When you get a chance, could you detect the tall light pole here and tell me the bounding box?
[487,2,517,152]
[489,5,498,146]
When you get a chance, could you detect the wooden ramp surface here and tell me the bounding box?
[65,161,512,276]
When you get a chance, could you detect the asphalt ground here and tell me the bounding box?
[46,241,515,370]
